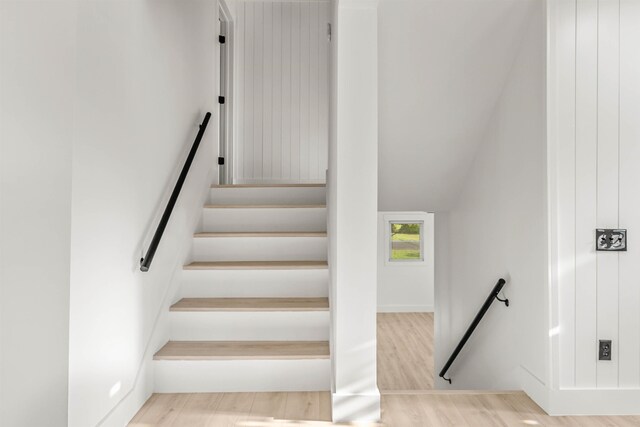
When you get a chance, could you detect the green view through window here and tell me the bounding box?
[390,221,423,261]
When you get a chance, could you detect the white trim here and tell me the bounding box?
[521,366,640,416]
[331,391,381,423]
[520,365,551,414]
[377,305,434,313]
[218,0,234,184]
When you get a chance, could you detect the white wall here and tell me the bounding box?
[328,0,380,422]
[234,0,329,183]
[435,2,547,390]
[377,212,434,313]
[2,1,218,426]
[377,0,537,212]
[0,3,76,426]
[68,2,217,426]
[543,0,640,415]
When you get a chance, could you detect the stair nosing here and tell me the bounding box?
[183,261,329,270]
[203,204,326,209]
[153,340,330,361]
[193,231,327,238]
[170,297,330,312]
[211,184,326,188]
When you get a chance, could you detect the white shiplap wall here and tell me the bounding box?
[551,0,640,390]
[234,0,329,183]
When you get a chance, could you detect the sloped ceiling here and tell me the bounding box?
[378,0,538,211]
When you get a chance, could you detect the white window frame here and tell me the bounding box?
[383,213,430,266]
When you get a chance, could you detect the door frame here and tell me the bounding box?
[218,0,234,184]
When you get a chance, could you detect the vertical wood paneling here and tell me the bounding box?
[299,2,311,180]
[556,0,577,389]
[263,1,273,178]
[272,2,283,179]
[574,0,598,388]
[290,2,301,180]
[244,3,254,178]
[235,0,329,183]
[617,0,640,388]
[309,1,320,179]
[554,0,640,391]
[281,2,292,178]
[253,2,264,178]
[318,2,328,175]
[595,0,620,388]
[236,3,245,179]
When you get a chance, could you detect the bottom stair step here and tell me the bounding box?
[153,341,331,393]
[154,340,330,360]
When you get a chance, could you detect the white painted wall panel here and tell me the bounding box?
[618,0,640,389]
[234,0,329,183]
[595,0,620,389]
[555,0,577,389]
[574,0,598,389]
[551,0,640,393]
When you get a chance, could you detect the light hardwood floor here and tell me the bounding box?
[130,313,640,426]
[129,391,640,426]
[377,312,434,391]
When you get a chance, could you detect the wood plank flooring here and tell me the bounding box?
[377,312,434,391]
[129,391,640,426]
[131,313,640,426]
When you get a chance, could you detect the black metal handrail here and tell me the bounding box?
[140,112,212,272]
[438,278,509,384]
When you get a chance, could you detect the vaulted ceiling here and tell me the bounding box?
[377,0,539,211]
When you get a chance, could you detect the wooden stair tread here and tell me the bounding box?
[154,341,330,360]
[204,204,326,209]
[184,261,328,270]
[194,231,327,238]
[170,297,329,312]
[212,184,326,188]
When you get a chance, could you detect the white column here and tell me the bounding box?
[328,0,380,422]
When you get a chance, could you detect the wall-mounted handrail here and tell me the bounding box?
[140,112,212,272]
[438,278,509,384]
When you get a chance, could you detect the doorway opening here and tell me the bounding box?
[377,212,436,391]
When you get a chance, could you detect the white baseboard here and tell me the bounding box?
[377,304,434,313]
[520,366,640,416]
[519,365,550,413]
[332,391,381,423]
[95,360,154,427]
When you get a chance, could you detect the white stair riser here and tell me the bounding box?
[154,359,331,392]
[180,270,329,298]
[192,237,327,262]
[169,311,329,341]
[202,207,326,232]
[210,187,326,205]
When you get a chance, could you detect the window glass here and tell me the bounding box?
[390,222,423,261]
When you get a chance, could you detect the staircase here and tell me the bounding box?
[153,183,330,392]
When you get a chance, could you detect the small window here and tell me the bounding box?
[389,221,424,262]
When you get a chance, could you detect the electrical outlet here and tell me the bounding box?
[599,340,612,361]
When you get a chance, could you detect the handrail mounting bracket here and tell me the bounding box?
[495,295,509,307]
